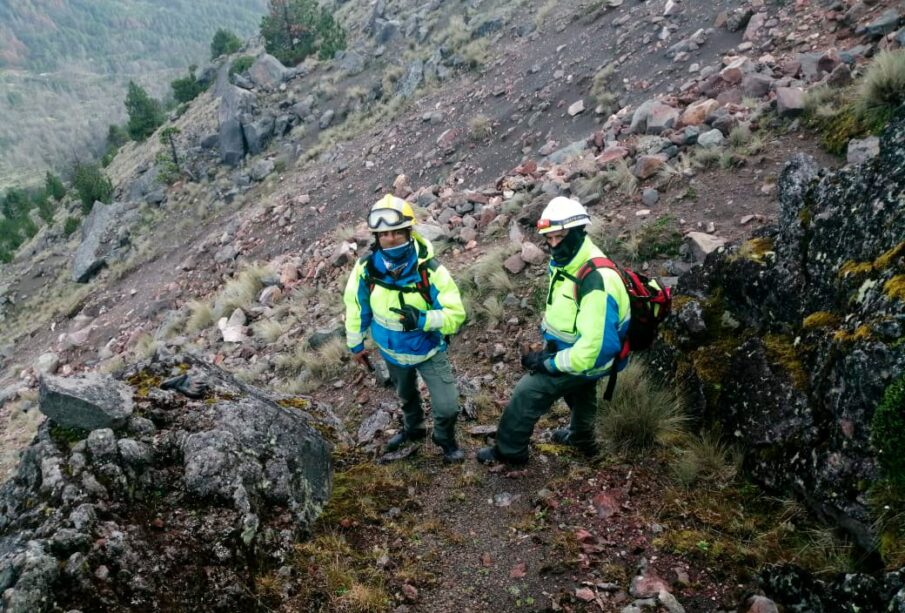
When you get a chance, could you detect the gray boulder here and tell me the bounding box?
[247,54,290,89]
[336,50,366,75]
[242,115,275,156]
[0,354,337,611]
[847,136,880,165]
[218,85,255,166]
[864,9,902,39]
[39,374,134,431]
[71,201,138,283]
[398,59,424,98]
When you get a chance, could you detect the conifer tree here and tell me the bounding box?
[211,28,243,59]
[260,0,346,66]
[125,81,164,141]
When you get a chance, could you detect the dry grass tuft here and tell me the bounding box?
[468,114,493,141]
[856,49,905,122]
[603,160,638,196]
[597,360,687,453]
[252,319,285,344]
[185,300,215,332]
[671,431,739,487]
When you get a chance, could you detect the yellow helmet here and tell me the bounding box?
[367,194,416,232]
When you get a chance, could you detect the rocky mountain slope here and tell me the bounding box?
[1,0,904,610]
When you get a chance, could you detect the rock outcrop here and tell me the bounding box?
[0,355,336,612]
[656,108,905,556]
[71,201,140,283]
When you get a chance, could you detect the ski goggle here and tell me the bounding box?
[368,208,412,230]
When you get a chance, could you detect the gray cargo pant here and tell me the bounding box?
[384,350,460,449]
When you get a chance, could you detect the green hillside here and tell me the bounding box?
[0,0,267,190]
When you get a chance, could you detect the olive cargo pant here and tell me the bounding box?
[385,351,460,449]
[495,372,599,459]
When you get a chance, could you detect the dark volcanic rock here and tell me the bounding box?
[39,374,133,430]
[0,355,339,612]
[654,109,905,558]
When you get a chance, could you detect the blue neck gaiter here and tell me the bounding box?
[380,240,416,274]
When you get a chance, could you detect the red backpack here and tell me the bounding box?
[573,256,672,399]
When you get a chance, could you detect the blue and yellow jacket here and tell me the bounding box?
[343,233,466,367]
[541,236,631,379]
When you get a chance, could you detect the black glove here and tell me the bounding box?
[520,351,549,374]
[390,305,422,332]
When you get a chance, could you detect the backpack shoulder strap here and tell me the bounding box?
[573,257,617,303]
[416,258,440,306]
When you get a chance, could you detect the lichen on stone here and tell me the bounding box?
[832,324,873,343]
[802,311,841,329]
[874,241,905,270]
[763,334,809,390]
[883,274,905,301]
[838,260,875,278]
[734,237,775,264]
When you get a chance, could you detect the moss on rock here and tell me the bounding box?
[883,274,905,301]
[763,334,809,390]
[802,311,841,329]
[870,375,905,488]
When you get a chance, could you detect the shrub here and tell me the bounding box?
[63,216,80,237]
[871,374,905,488]
[211,28,243,59]
[125,81,164,141]
[171,65,207,104]
[260,0,347,66]
[72,162,113,213]
[596,360,687,453]
[230,55,255,75]
[856,49,905,125]
[45,172,66,201]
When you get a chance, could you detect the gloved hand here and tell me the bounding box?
[390,305,423,332]
[520,351,549,374]
[351,349,372,370]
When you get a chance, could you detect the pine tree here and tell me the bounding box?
[260,0,345,66]
[45,172,66,201]
[72,162,113,213]
[125,81,164,141]
[210,28,243,59]
[171,65,206,104]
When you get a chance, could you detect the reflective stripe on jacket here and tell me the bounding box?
[343,233,466,367]
[541,236,631,378]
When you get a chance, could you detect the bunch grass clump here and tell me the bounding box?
[603,159,638,196]
[596,360,687,453]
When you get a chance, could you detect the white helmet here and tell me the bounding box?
[536,197,591,235]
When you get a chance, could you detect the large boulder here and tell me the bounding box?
[39,373,133,430]
[247,54,290,89]
[0,355,338,611]
[71,201,139,283]
[654,109,905,554]
[218,85,255,166]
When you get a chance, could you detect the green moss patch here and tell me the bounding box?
[763,334,809,390]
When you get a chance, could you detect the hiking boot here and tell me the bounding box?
[476,446,528,466]
[551,428,599,457]
[433,436,465,464]
[476,446,499,465]
[551,428,573,445]
[384,429,426,453]
[442,447,465,464]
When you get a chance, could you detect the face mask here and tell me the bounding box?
[381,240,415,266]
[551,228,586,265]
